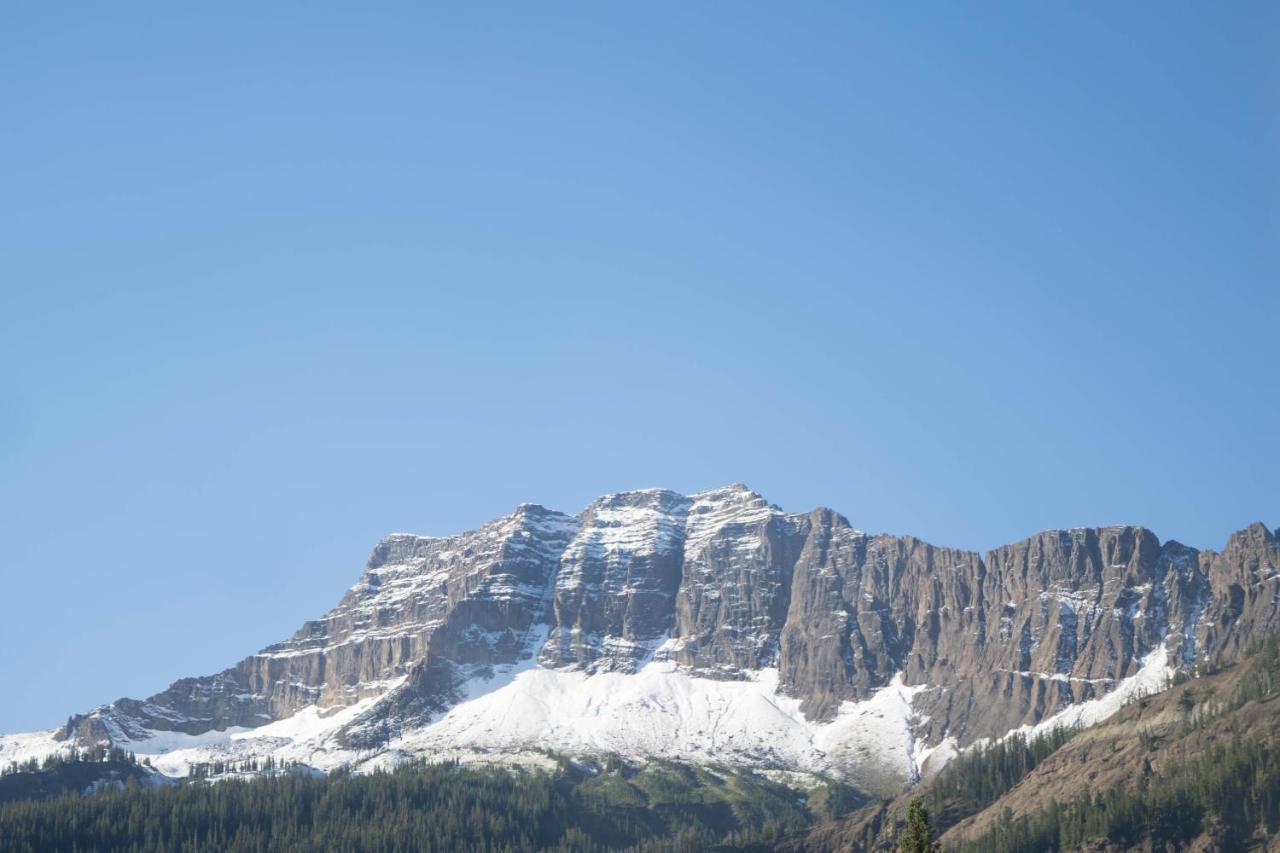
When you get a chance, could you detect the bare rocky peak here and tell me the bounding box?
[53,489,1279,766]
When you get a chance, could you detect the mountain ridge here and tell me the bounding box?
[3,485,1276,797]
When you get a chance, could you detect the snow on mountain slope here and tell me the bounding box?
[0,729,65,770]
[130,680,407,778]
[13,655,932,796]
[385,659,933,795]
[1004,645,1174,743]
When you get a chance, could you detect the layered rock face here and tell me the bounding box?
[540,489,690,672]
[904,526,1213,742]
[1195,522,1280,665]
[61,504,580,743]
[54,485,1278,761]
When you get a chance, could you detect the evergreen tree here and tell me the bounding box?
[899,797,937,853]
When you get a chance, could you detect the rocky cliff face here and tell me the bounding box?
[904,526,1213,743]
[44,485,1279,784]
[60,504,581,744]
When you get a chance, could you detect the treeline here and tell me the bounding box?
[2,743,144,776]
[0,757,860,852]
[189,754,299,779]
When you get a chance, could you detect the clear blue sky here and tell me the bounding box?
[1,3,1276,732]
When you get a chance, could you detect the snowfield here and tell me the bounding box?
[383,661,940,795]
[0,657,939,795]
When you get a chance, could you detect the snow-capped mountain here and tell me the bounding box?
[3,485,1277,796]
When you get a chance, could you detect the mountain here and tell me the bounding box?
[2,485,1276,799]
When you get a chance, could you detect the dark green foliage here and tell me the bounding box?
[0,757,862,852]
[897,798,935,853]
[927,725,1076,824]
[951,732,1280,852]
[2,743,140,777]
[0,746,156,805]
[823,725,1079,853]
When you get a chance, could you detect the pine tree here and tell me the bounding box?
[899,797,937,853]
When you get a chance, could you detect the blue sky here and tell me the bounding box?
[1,3,1276,731]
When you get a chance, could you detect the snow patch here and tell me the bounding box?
[0,728,69,768]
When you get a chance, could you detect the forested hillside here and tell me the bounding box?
[0,756,862,852]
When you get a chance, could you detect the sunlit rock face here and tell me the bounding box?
[35,485,1277,788]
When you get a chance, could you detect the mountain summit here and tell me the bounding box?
[3,486,1276,796]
